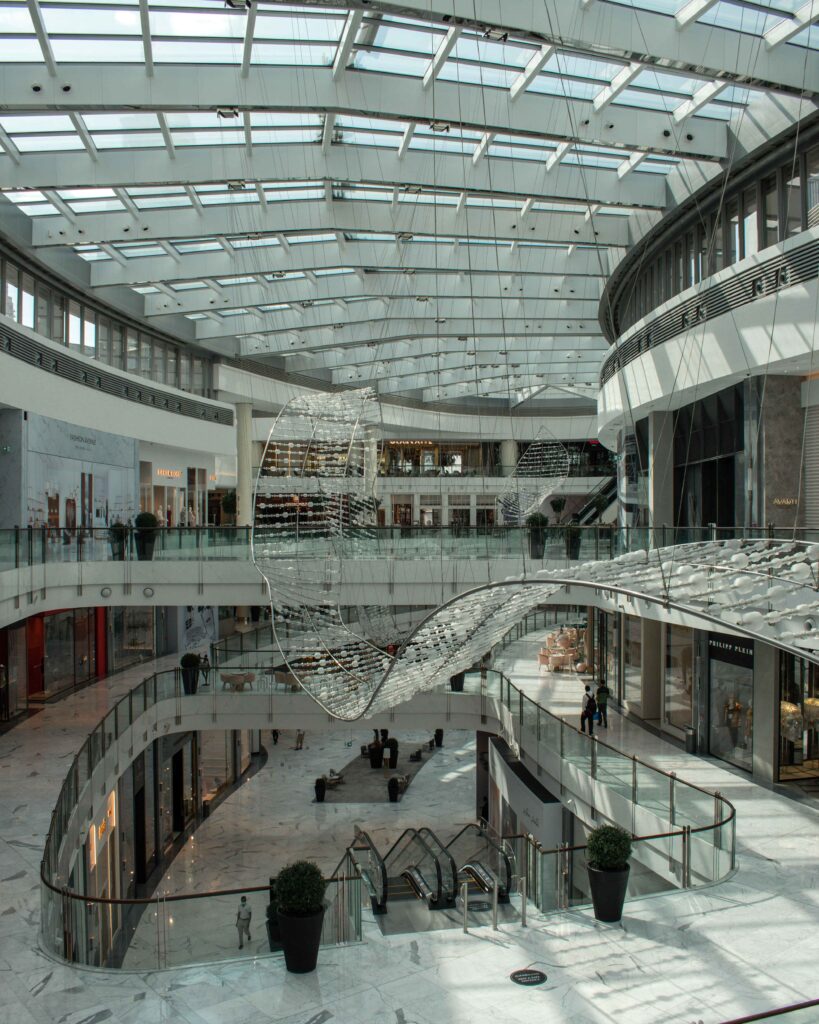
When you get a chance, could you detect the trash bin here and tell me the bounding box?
[684,726,696,754]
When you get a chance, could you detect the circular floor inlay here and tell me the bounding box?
[510,969,547,986]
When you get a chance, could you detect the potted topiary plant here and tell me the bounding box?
[586,823,632,923]
[266,876,281,951]
[434,728,444,748]
[134,511,159,560]
[314,777,326,803]
[108,520,128,561]
[387,776,400,803]
[526,511,550,559]
[276,860,327,973]
[179,652,200,695]
[449,671,465,692]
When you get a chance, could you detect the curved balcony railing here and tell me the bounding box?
[7,523,819,573]
[40,660,736,970]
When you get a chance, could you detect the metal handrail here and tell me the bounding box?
[718,998,819,1023]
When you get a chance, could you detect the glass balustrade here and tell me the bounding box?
[6,524,819,571]
[40,653,735,970]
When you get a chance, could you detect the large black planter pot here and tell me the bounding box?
[369,749,383,769]
[388,749,399,770]
[277,907,326,973]
[528,532,545,559]
[587,864,630,923]
[266,907,281,951]
[434,729,444,748]
[387,777,399,803]
[135,532,156,561]
[181,667,198,695]
[449,672,465,692]
[314,778,326,803]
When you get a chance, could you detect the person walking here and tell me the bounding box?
[199,653,211,689]
[236,895,252,949]
[271,729,279,746]
[295,729,305,750]
[595,681,611,729]
[581,685,596,735]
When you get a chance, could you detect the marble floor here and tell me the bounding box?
[1,637,818,1023]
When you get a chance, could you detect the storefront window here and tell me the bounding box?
[708,632,753,772]
[20,273,35,329]
[742,186,758,258]
[4,262,19,319]
[42,609,96,695]
[111,607,155,672]
[784,164,803,238]
[623,615,641,712]
[762,175,779,247]
[665,624,693,732]
[779,654,819,781]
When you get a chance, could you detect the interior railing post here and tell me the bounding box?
[461,881,469,933]
[682,825,691,888]
[492,879,499,931]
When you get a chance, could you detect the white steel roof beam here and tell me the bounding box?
[675,0,719,30]
[0,66,728,161]
[240,0,257,78]
[472,131,495,165]
[423,25,462,89]
[672,79,726,122]
[546,142,572,172]
[0,128,21,163]
[765,0,819,49]
[156,112,175,158]
[509,44,555,100]
[333,9,364,79]
[322,112,336,152]
[592,62,642,111]
[31,199,631,249]
[26,0,57,77]
[397,122,415,159]
[138,0,153,76]
[617,151,646,178]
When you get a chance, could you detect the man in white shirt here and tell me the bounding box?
[236,895,252,949]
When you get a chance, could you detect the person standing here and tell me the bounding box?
[295,729,305,750]
[199,653,211,689]
[271,729,279,746]
[595,681,611,729]
[236,895,252,949]
[581,685,596,735]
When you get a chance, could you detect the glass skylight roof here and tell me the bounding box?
[0,0,810,405]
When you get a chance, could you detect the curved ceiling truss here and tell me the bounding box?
[0,0,815,406]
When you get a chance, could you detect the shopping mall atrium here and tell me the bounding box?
[1,0,819,1021]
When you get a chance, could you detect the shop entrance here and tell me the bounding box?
[171,749,185,834]
[133,787,147,885]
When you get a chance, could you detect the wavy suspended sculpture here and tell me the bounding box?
[253,394,819,720]
[497,430,570,525]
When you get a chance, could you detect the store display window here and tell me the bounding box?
[778,654,819,782]
[623,615,642,713]
[665,624,694,732]
[708,632,754,772]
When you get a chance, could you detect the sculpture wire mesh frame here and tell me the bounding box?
[497,430,570,526]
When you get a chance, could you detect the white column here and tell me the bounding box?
[500,439,518,476]
[412,492,421,525]
[235,402,253,526]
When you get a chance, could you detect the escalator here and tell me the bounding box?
[445,822,516,904]
[348,826,388,915]
[576,475,617,526]
[383,827,454,910]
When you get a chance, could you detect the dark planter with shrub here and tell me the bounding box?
[586,824,632,923]
[180,653,200,695]
[108,521,127,561]
[369,743,383,769]
[434,728,444,748]
[134,511,159,561]
[314,777,326,803]
[387,777,400,803]
[266,877,281,951]
[276,860,327,973]
[449,672,465,692]
[526,512,549,560]
[385,738,399,770]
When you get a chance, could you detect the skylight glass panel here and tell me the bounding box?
[488,143,550,162]
[343,131,396,148]
[0,39,47,62]
[409,137,474,156]
[74,247,110,261]
[132,285,160,294]
[119,244,166,258]
[219,308,250,317]
[50,39,145,62]
[691,102,733,121]
[525,75,599,101]
[343,187,393,201]
[185,313,208,320]
[263,271,305,281]
[3,189,49,204]
[148,10,246,38]
[0,114,75,134]
[787,24,819,49]
[231,236,281,249]
[217,276,256,286]
[336,115,406,133]
[251,112,321,128]
[698,2,779,35]
[128,185,187,196]
[288,233,337,244]
[14,136,85,153]
[0,6,36,32]
[372,23,439,54]
[133,195,192,210]
[261,187,324,202]
[258,303,292,311]
[67,199,126,213]
[170,281,209,291]
[314,267,355,276]
[252,128,319,145]
[42,7,140,34]
[94,132,166,150]
[254,12,345,41]
[173,130,244,147]
[438,63,517,89]
[250,43,335,65]
[173,239,224,253]
[354,50,428,77]
[613,89,679,113]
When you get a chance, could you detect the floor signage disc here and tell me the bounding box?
[467,900,491,912]
[510,968,547,986]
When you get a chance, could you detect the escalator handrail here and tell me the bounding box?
[416,826,459,903]
[445,821,514,895]
[350,828,388,907]
[383,827,444,905]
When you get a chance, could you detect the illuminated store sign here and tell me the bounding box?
[89,790,117,867]
[708,631,754,669]
[156,469,183,479]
